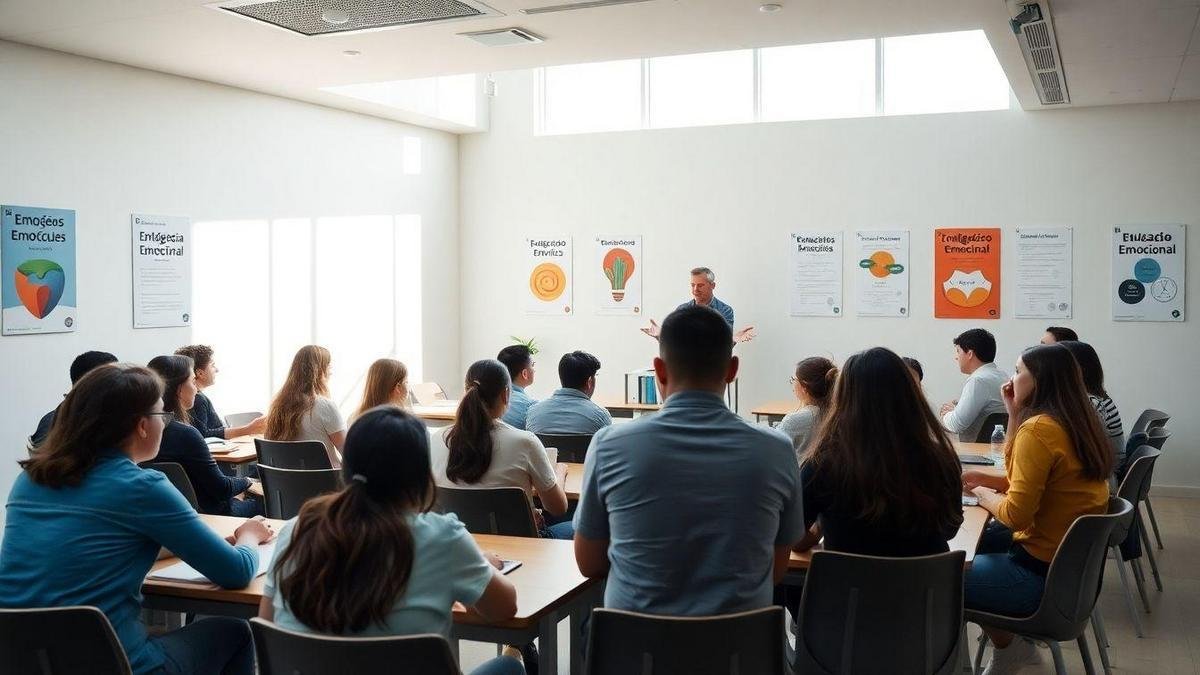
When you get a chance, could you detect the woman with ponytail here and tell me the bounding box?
[260,406,524,675]
[429,359,572,539]
[777,356,838,458]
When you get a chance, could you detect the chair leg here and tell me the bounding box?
[958,623,971,674]
[1130,559,1151,613]
[973,632,988,675]
[1137,510,1164,592]
[1048,641,1067,675]
[1091,613,1111,674]
[1115,555,1146,637]
[1077,633,1098,675]
[1144,496,1164,549]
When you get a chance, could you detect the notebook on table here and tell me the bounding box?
[959,454,995,466]
[149,542,275,584]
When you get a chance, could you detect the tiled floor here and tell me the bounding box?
[459,495,1199,674]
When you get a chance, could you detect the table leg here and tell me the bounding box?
[537,613,559,675]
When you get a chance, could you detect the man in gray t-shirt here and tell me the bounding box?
[574,305,804,615]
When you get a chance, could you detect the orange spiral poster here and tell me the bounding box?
[934,228,1001,319]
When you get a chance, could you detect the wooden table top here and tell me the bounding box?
[142,515,596,630]
[751,400,799,417]
[787,504,990,569]
[210,436,258,465]
[596,396,662,413]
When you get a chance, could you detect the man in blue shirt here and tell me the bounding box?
[497,344,538,430]
[641,267,756,343]
[574,305,804,616]
[526,351,613,435]
[29,350,118,447]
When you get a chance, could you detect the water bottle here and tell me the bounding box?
[989,424,1006,467]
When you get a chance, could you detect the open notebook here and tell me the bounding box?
[149,542,275,584]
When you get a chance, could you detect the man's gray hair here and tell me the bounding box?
[690,267,715,283]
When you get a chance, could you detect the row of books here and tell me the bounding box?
[625,369,660,405]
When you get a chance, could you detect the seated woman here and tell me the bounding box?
[794,347,963,557]
[175,344,266,439]
[428,359,572,540]
[962,343,1112,674]
[264,345,346,468]
[259,406,524,675]
[1057,340,1126,474]
[148,355,261,517]
[777,356,837,459]
[0,363,274,675]
[352,358,409,422]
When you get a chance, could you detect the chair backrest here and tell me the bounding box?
[534,433,593,463]
[1117,446,1162,507]
[224,411,263,428]
[436,486,538,537]
[143,462,200,510]
[1145,427,1171,450]
[258,465,343,519]
[0,606,132,675]
[973,412,1010,443]
[409,382,448,405]
[794,550,965,675]
[1130,408,1169,435]
[1029,497,1132,640]
[585,606,786,675]
[254,438,332,470]
[250,618,458,675]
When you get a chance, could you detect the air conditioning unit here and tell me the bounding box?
[209,0,504,37]
[1008,0,1070,105]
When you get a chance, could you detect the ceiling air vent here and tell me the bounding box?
[1008,0,1069,105]
[459,27,543,47]
[211,0,504,37]
[521,0,656,15]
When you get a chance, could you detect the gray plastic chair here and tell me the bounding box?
[258,465,342,519]
[534,433,593,463]
[968,497,1133,675]
[973,413,1010,443]
[254,438,332,469]
[0,606,131,674]
[1129,409,1169,435]
[794,550,965,674]
[1120,447,1164,599]
[143,461,200,510]
[585,606,786,675]
[1139,429,1169,550]
[250,618,458,675]
[223,411,262,429]
[437,486,539,537]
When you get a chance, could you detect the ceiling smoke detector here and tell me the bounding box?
[321,7,350,23]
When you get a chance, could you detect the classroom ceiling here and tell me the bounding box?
[1,0,1197,131]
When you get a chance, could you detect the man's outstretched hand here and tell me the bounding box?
[640,319,661,339]
[734,326,757,343]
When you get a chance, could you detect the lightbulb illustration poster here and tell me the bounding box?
[524,236,573,315]
[933,228,1001,319]
[789,231,843,317]
[595,236,642,315]
[1111,224,1185,322]
[2,204,77,335]
[855,230,909,317]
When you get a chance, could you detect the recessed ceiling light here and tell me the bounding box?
[759,3,782,12]
[342,50,362,57]
[321,8,351,24]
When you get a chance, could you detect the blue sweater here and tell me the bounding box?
[0,453,259,674]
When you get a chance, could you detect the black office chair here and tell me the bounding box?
[974,412,1010,443]
[258,465,342,519]
[437,486,539,537]
[534,433,593,463]
[585,606,787,675]
[0,606,131,675]
[143,462,200,510]
[254,438,332,470]
[250,618,458,675]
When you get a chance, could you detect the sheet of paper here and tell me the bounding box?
[150,541,275,584]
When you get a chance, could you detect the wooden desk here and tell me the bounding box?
[596,396,661,419]
[563,463,584,500]
[211,436,258,466]
[413,403,457,422]
[141,515,600,675]
[751,400,797,425]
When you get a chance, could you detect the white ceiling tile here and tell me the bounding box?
[1053,2,1199,62]
[1172,54,1200,99]
[1188,13,1200,54]
[1061,56,1182,105]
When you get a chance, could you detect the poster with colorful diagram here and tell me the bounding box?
[855,230,909,317]
[595,236,642,315]
[524,236,572,315]
[934,228,1001,319]
[2,205,77,335]
[1111,224,1185,322]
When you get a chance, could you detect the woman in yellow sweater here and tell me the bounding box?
[961,343,1112,675]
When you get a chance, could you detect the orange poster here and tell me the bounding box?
[934,228,1001,319]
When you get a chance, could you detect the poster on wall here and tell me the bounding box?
[1111,224,1185,322]
[789,231,843,317]
[934,228,1001,319]
[595,236,642,315]
[524,236,573,315]
[855,230,909,317]
[1,204,77,336]
[1014,227,1072,319]
[132,214,192,329]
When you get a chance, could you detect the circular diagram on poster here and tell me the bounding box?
[1150,277,1178,302]
[1117,279,1145,305]
[529,263,567,302]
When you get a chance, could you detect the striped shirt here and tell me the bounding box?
[1090,395,1125,467]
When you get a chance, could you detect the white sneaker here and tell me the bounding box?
[982,637,1043,675]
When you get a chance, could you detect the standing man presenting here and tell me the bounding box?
[642,267,756,343]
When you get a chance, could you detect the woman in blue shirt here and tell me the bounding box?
[259,406,524,675]
[0,363,274,674]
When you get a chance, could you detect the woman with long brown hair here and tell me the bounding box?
[793,347,964,556]
[259,406,524,675]
[0,363,273,675]
[428,359,571,538]
[352,358,409,420]
[265,345,345,467]
[777,356,838,458]
[962,343,1112,674]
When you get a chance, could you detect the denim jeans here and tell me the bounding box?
[470,656,526,675]
[545,520,575,540]
[150,617,253,675]
[963,523,1047,617]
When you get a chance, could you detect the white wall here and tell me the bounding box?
[461,69,1200,492]
[0,41,461,517]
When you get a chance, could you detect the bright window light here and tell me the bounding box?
[760,39,877,122]
[649,50,754,129]
[542,59,642,135]
[403,136,422,175]
[324,74,478,127]
[270,218,313,393]
[883,30,1011,116]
